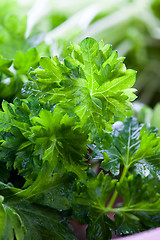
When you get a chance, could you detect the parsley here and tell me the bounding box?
[0,37,160,240]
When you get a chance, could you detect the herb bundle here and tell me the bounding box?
[0,37,160,240]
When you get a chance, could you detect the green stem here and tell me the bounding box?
[108,207,160,213]
[107,166,129,208]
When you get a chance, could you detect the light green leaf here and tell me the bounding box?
[26,37,137,143]
[14,48,40,74]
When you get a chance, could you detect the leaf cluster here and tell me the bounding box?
[24,37,136,143]
[1,36,160,240]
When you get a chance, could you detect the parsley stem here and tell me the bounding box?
[107,166,129,209]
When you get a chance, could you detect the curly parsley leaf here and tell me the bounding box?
[25,37,136,143]
[0,96,88,186]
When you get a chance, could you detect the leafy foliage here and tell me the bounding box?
[0,195,25,240]
[71,172,116,239]
[114,174,160,236]
[101,117,160,177]
[0,179,77,240]
[0,22,159,239]
[24,37,136,144]
[0,96,88,187]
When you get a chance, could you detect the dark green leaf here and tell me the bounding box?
[74,172,116,209]
[114,212,145,236]
[0,195,25,240]
[0,192,76,240]
[86,209,115,240]
[72,172,116,240]
[101,117,160,176]
[114,174,160,236]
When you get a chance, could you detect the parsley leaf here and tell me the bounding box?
[114,174,160,236]
[101,117,160,177]
[0,96,88,186]
[25,37,136,142]
[72,172,116,239]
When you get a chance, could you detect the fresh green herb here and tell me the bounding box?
[0,37,160,240]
